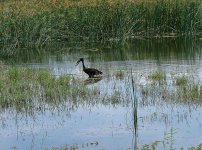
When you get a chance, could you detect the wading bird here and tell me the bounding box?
[75,58,102,78]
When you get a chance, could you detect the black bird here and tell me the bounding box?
[76,58,102,78]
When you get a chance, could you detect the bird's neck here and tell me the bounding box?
[81,60,86,69]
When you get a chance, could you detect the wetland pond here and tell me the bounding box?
[0,38,202,150]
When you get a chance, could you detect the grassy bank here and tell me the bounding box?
[0,0,202,56]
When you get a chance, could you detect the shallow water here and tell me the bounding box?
[0,38,202,150]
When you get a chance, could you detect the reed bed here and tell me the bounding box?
[0,0,202,56]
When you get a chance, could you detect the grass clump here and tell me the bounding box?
[173,75,201,101]
[136,128,202,150]
[114,70,124,80]
[8,67,20,82]
[176,83,202,101]
[148,71,165,81]
[140,71,202,104]
[189,144,202,150]
[175,75,189,86]
[0,80,3,92]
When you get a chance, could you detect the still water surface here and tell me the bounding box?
[0,38,202,150]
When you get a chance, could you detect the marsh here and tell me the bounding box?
[0,38,202,150]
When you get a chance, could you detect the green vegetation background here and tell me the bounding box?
[0,0,202,57]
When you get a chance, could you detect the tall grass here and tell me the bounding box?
[0,0,202,56]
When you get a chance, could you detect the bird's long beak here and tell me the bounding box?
[75,60,80,66]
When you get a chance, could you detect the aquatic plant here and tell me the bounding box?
[114,70,124,80]
[0,67,73,111]
[1,0,202,57]
[1,65,130,112]
[175,75,189,86]
[189,144,202,150]
[176,83,202,101]
[148,71,165,81]
[43,128,202,150]
[140,72,202,104]
[136,128,201,150]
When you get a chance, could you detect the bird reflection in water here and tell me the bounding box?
[83,76,103,85]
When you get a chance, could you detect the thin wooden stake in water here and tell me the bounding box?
[131,68,138,149]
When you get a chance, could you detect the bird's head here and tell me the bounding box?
[75,58,84,66]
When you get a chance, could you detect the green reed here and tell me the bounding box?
[141,73,202,104]
[0,65,125,113]
[175,75,189,86]
[0,66,72,111]
[148,71,166,81]
[137,128,202,150]
[0,0,202,57]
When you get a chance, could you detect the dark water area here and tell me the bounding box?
[0,37,202,150]
[2,37,201,64]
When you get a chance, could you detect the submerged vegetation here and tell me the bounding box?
[0,0,202,57]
